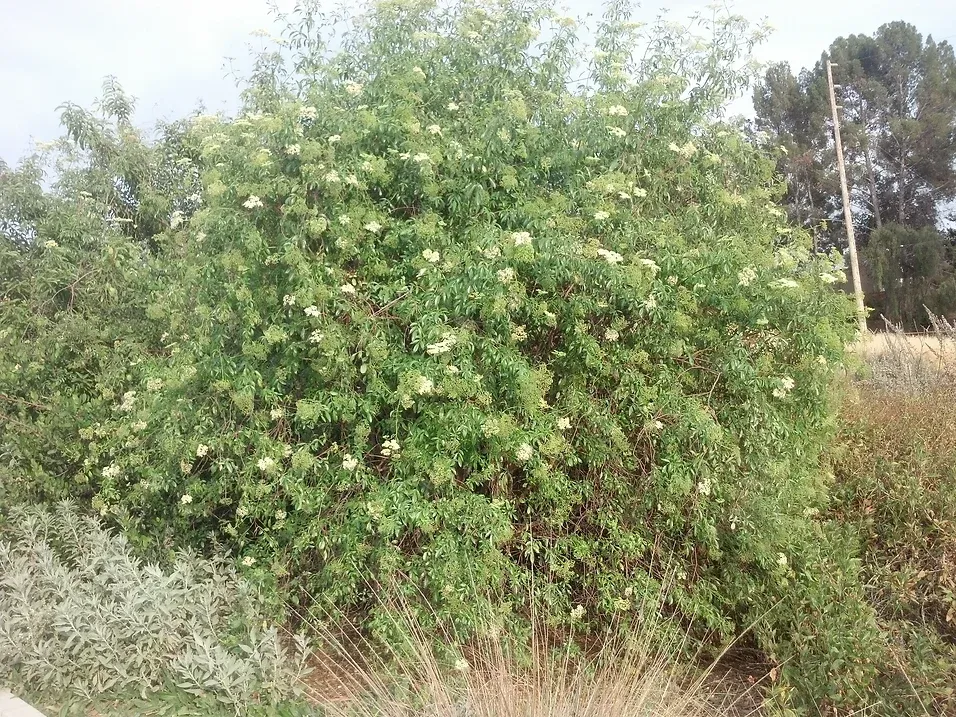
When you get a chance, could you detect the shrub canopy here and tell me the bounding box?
[1,0,857,708]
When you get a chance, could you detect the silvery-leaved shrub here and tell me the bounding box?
[0,502,310,707]
[1,0,860,710]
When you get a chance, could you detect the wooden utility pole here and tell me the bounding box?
[826,60,868,335]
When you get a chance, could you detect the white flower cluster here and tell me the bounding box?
[345,81,364,96]
[604,328,619,342]
[416,375,434,395]
[342,454,358,471]
[309,330,325,344]
[422,248,441,263]
[511,231,533,247]
[607,126,626,138]
[304,305,320,317]
[773,278,800,290]
[381,438,401,458]
[594,210,610,221]
[181,493,193,505]
[282,294,296,306]
[43,239,59,248]
[772,375,795,399]
[284,144,301,156]
[196,444,209,458]
[243,195,263,209]
[119,390,137,412]
[299,106,318,121]
[427,124,442,135]
[557,417,571,430]
[497,267,516,282]
[515,443,534,462]
[102,463,122,479]
[257,457,276,472]
[668,141,698,158]
[340,283,357,295]
[606,105,628,117]
[596,248,624,264]
[426,332,457,356]
[146,378,163,392]
[639,258,660,274]
[242,555,256,567]
[364,221,383,234]
[570,604,586,621]
[270,407,284,420]
[737,267,757,287]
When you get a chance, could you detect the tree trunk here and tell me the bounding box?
[899,151,906,225]
[863,140,882,229]
[898,78,907,225]
[860,103,882,229]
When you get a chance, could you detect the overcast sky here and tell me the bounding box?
[2,0,955,165]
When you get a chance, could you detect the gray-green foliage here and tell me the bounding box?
[0,502,310,708]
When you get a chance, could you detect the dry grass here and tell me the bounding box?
[836,385,956,624]
[850,311,956,390]
[830,385,956,713]
[853,332,956,366]
[285,593,766,717]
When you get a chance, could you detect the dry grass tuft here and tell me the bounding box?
[853,310,956,391]
[286,592,765,717]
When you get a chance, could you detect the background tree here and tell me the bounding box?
[753,22,956,325]
[864,223,956,325]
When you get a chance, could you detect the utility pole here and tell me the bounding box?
[826,60,868,336]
